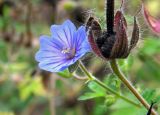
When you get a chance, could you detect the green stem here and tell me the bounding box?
[79,61,141,108]
[110,59,157,115]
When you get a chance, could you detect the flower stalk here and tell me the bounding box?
[78,61,141,108]
[106,0,114,35]
[110,59,157,115]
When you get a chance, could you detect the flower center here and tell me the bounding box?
[61,48,76,60]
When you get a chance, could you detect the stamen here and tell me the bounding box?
[61,48,76,59]
[61,48,70,54]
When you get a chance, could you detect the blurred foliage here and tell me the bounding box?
[0,0,160,115]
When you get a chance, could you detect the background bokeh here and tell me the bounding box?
[0,0,160,115]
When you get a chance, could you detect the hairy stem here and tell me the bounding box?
[79,61,141,108]
[110,59,157,115]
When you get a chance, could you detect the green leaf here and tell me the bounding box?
[78,92,104,100]
[68,61,79,73]
[19,74,45,100]
[88,81,106,95]
[57,69,73,78]
[104,74,121,92]
[92,104,107,115]
[137,55,160,81]
[140,38,160,55]
[78,81,107,101]
[111,98,146,115]
[142,89,158,103]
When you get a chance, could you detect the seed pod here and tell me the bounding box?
[86,11,139,60]
[129,17,139,51]
[86,17,104,58]
[110,11,128,58]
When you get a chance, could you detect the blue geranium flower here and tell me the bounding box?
[35,20,91,72]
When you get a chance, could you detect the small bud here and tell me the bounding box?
[104,95,116,106]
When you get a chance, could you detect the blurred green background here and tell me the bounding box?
[0,0,160,115]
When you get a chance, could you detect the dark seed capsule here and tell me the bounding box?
[86,11,139,60]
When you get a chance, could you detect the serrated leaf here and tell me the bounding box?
[111,96,146,115]
[104,74,121,92]
[142,89,160,106]
[88,81,106,95]
[142,89,157,103]
[154,96,160,103]
[68,61,79,73]
[78,92,104,100]
[78,81,107,101]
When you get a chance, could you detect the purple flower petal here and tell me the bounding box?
[50,20,76,48]
[35,50,65,62]
[74,26,91,51]
[39,59,72,72]
[74,26,87,48]
[39,35,63,51]
[62,20,77,46]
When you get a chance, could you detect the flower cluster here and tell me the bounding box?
[35,20,91,72]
